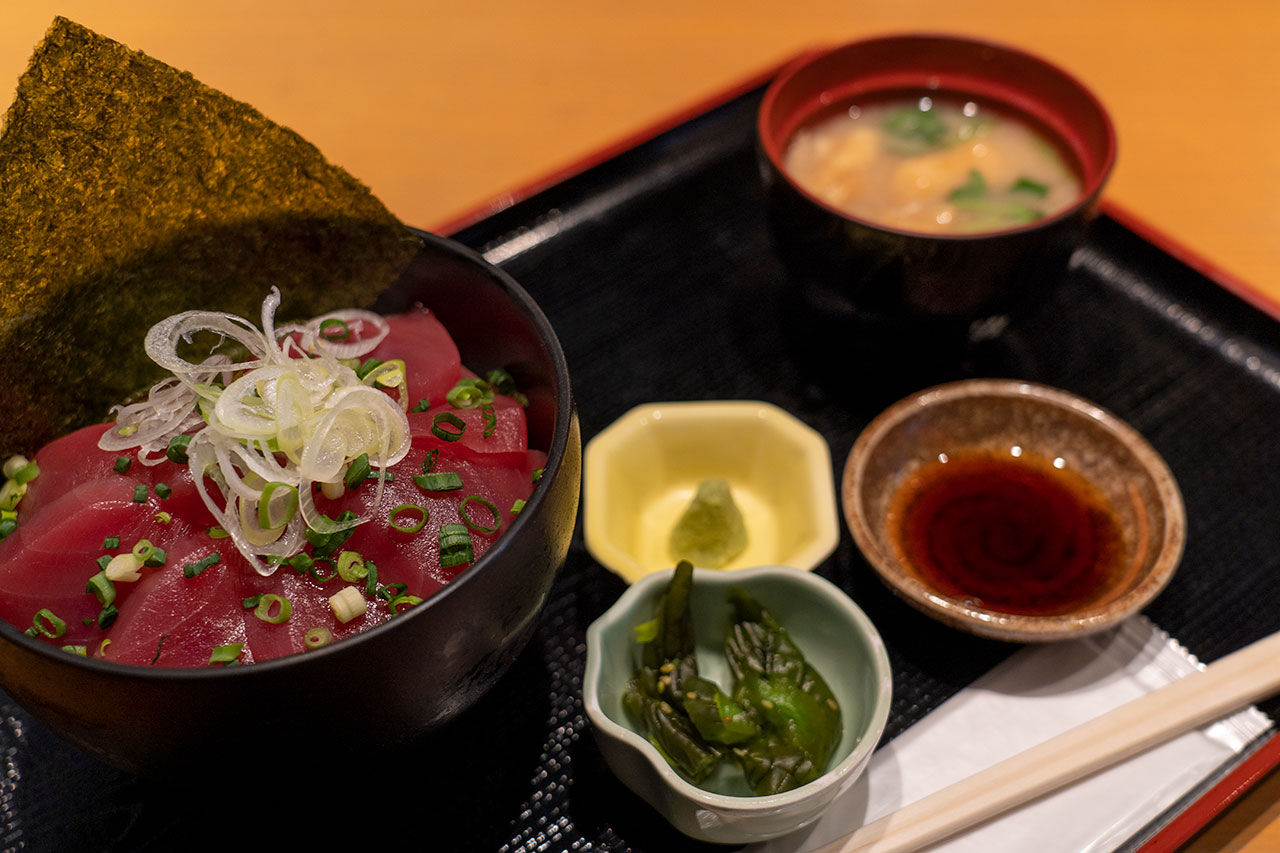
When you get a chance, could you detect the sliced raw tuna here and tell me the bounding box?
[0,309,539,668]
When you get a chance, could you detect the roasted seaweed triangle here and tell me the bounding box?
[0,17,423,457]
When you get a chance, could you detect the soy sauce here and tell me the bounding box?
[888,449,1127,616]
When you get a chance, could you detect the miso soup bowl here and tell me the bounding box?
[584,565,893,845]
[758,34,1116,333]
[0,230,581,778]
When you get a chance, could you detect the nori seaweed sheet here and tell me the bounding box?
[0,17,423,457]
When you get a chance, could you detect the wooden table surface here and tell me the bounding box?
[3,2,1280,850]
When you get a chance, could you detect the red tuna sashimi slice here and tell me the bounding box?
[367,307,461,409]
[306,445,531,588]
[408,396,528,465]
[103,535,250,667]
[237,564,395,662]
[0,476,214,648]
[20,425,123,518]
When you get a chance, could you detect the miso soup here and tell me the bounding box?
[783,96,1081,234]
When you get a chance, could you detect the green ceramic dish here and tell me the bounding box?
[583,565,892,844]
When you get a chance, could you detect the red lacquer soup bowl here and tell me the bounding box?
[758,34,1116,331]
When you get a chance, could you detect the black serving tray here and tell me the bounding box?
[6,78,1280,853]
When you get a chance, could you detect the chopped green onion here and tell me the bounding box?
[306,510,359,558]
[413,471,462,492]
[431,412,466,442]
[378,581,408,602]
[365,359,406,391]
[142,545,167,568]
[329,586,367,623]
[209,642,244,665]
[410,398,431,413]
[166,434,191,464]
[288,553,315,575]
[0,479,24,512]
[336,551,367,582]
[11,460,39,485]
[389,594,423,615]
[105,553,144,582]
[0,480,24,512]
[1,456,29,479]
[31,608,66,639]
[155,511,172,526]
[446,378,493,409]
[152,634,169,663]
[484,368,518,396]
[481,404,497,439]
[155,483,172,500]
[242,594,263,609]
[258,481,299,529]
[0,517,16,539]
[253,594,292,624]
[461,495,501,534]
[96,554,112,571]
[97,638,111,657]
[304,627,333,649]
[363,560,379,597]
[62,645,88,656]
[23,626,38,638]
[97,603,119,630]
[421,449,439,473]
[207,525,230,539]
[511,498,526,516]
[183,553,221,578]
[355,357,383,380]
[439,523,474,568]
[86,572,116,605]
[318,317,351,342]
[113,456,132,474]
[132,484,148,502]
[309,558,338,583]
[344,454,371,489]
[532,467,544,484]
[388,503,428,533]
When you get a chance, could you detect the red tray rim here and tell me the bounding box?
[430,51,1280,849]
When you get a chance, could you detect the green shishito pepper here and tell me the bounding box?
[624,561,739,784]
[725,588,842,795]
[623,562,839,794]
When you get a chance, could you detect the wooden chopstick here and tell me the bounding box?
[816,627,1280,853]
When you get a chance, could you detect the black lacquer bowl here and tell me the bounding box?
[0,230,581,778]
[757,34,1117,354]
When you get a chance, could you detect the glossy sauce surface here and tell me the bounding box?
[888,449,1126,615]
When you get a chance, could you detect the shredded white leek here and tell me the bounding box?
[100,289,410,575]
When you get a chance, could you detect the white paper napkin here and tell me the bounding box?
[749,615,1273,853]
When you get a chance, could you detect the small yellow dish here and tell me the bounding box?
[583,401,839,583]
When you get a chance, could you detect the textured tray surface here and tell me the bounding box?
[4,85,1280,852]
